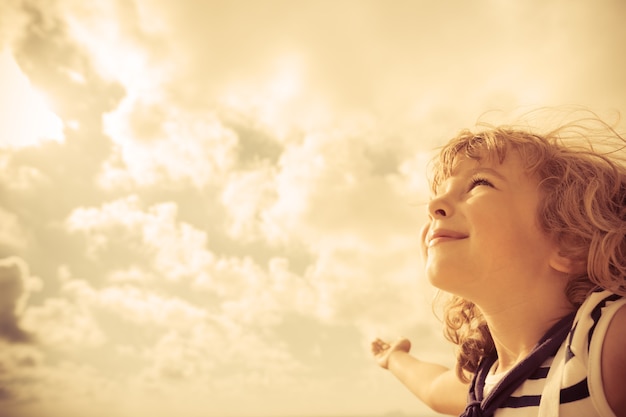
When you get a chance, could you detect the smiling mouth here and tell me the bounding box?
[427,230,468,247]
[427,236,467,247]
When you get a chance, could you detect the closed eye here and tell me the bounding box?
[468,176,494,191]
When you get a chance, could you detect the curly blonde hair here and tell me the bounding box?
[430,116,626,382]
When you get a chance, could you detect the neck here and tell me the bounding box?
[477,287,574,373]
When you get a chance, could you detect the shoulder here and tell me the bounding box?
[567,290,624,362]
[572,290,626,417]
[601,303,626,417]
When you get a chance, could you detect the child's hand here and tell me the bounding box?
[371,337,411,369]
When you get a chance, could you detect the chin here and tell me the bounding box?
[426,270,466,296]
[426,271,450,291]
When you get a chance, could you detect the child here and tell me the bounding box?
[372,115,626,417]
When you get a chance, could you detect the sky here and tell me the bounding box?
[0,1,625,417]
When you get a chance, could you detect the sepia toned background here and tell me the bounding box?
[1,1,625,417]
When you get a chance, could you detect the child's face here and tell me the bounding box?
[422,151,563,302]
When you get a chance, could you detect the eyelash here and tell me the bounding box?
[468,176,493,191]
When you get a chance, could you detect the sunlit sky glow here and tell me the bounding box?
[0,50,64,148]
[1,1,625,417]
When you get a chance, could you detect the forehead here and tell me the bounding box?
[449,152,501,175]
[432,147,501,184]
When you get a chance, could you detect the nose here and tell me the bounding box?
[427,194,451,218]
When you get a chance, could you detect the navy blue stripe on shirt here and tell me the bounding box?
[499,379,590,409]
[528,367,550,379]
[560,378,590,404]
[502,394,541,408]
[565,321,577,362]
[588,293,622,347]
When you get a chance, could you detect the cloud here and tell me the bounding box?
[66,196,216,282]
[220,164,278,241]
[86,284,208,329]
[130,0,626,120]
[0,152,49,192]
[0,340,44,407]
[0,257,37,343]
[101,98,239,188]
[22,295,106,350]
[0,206,27,252]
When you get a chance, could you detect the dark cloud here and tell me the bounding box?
[0,257,33,343]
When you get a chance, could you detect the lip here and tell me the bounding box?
[427,229,468,247]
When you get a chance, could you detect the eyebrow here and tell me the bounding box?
[433,166,508,195]
[469,167,507,182]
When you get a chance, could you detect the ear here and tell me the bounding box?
[549,250,586,275]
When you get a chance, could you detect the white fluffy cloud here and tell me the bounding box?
[22,296,107,349]
[102,98,239,188]
[66,196,216,282]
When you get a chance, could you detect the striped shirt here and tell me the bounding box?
[486,289,625,417]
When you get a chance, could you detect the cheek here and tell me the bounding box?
[470,209,516,244]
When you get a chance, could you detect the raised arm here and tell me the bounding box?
[372,337,469,416]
